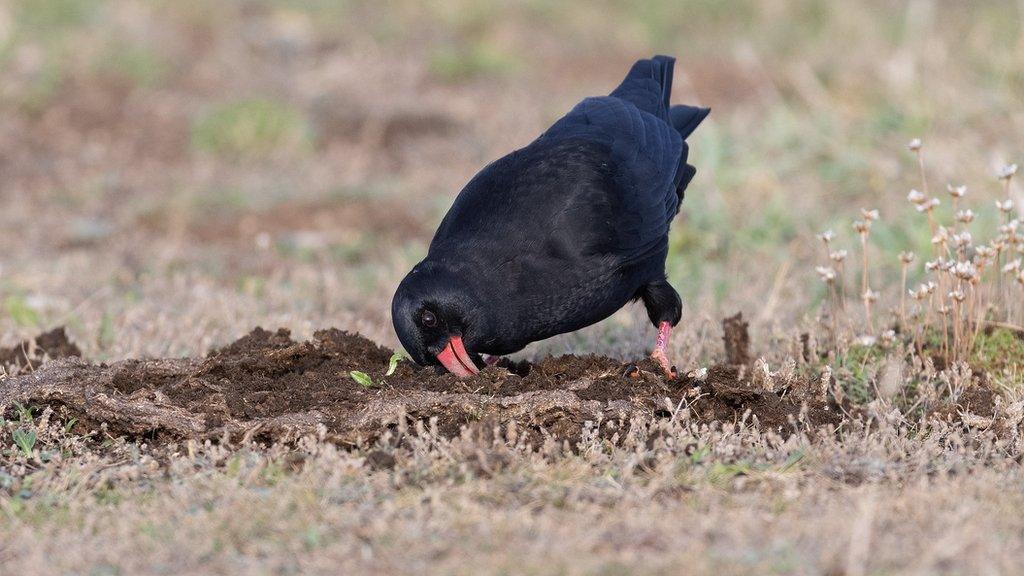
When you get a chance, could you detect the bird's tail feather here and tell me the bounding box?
[669,105,711,140]
[610,55,676,118]
[670,105,710,204]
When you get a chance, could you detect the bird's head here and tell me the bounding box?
[391,262,485,377]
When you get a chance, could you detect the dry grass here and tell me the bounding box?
[2,0,1024,574]
[4,406,1024,575]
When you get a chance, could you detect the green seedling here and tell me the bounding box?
[350,371,375,388]
[15,403,34,423]
[352,353,407,387]
[13,428,36,457]
[386,352,406,376]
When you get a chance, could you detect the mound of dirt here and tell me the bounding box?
[1,321,840,447]
[0,327,82,372]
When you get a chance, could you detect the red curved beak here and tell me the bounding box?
[436,336,479,377]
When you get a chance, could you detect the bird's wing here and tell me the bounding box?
[541,95,685,261]
[430,94,685,271]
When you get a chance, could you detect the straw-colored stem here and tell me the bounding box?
[860,234,869,295]
[864,297,874,334]
[925,290,934,333]
[972,267,985,346]
[916,149,929,197]
[967,282,982,357]
[836,261,847,311]
[912,308,923,359]
[941,309,950,362]
[900,263,908,329]
[859,232,873,333]
[952,281,964,363]
[829,281,839,349]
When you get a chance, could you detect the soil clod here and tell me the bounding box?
[0,327,82,372]
[722,313,751,365]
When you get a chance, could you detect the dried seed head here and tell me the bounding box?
[830,249,848,263]
[955,209,976,224]
[997,199,1015,213]
[938,305,952,315]
[976,245,996,259]
[916,197,940,212]
[817,229,835,244]
[861,208,879,222]
[949,290,966,303]
[953,261,977,280]
[1003,259,1022,274]
[946,184,967,198]
[907,189,927,205]
[908,287,922,300]
[998,163,1018,180]
[880,330,896,345]
[908,138,922,152]
[1017,270,1024,286]
[952,231,973,248]
[862,289,879,303]
[925,259,940,272]
[853,220,870,234]
[899,251,915,264]
[816,266,837,282]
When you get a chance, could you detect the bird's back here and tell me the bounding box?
[434,56,704,264]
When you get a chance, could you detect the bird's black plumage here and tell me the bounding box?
[392,55,709,372]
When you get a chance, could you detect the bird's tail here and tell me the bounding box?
[609,55,676,119]
[669,105,710,204]
[669,105,710,140]
[612,56,710,205]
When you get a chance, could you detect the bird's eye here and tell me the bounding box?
[420,310,438,327]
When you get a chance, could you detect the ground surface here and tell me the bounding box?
[2,1,1024,574]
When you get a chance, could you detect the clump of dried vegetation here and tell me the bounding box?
[811,140,1023,422]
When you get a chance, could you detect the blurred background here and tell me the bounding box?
[0,0,1021,364]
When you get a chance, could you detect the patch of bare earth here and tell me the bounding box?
[1,316,842,448]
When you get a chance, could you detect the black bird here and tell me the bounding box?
[392,55,709,378]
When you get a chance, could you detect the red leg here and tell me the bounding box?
[651,321,677,379]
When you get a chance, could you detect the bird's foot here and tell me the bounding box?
[651,321,677,379]
[484,355,502,366]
